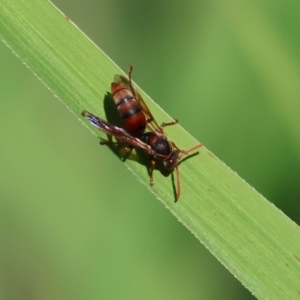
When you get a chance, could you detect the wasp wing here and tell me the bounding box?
[114,75,163,134]
[82,110,155,155]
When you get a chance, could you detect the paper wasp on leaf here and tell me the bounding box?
[82,66,202,201]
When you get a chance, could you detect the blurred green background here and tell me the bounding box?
[1,0,300,299]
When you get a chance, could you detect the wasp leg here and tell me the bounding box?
[127,65,139,99]
[175,165,181,202]
[100,139,131,150]
[146,117,154,123]
[99,139,118,146]
[100,139,134,159]
[123,145,134,154]
[159,119,178,132]
[149,159,156,186]
[128,65,134,83]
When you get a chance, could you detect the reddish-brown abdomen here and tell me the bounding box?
[111,82,124,97]
[123,112,146,136]
[111,82,147,136]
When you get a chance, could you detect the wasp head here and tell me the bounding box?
[163,150,179,171]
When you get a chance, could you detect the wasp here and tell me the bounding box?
[82,66,202,201]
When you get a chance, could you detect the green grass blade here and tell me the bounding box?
[1,1,300,299]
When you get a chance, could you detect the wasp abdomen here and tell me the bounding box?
[111,82,147,136]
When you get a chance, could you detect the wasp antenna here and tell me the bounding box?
[187,143,203,154]
[181,143,203,158]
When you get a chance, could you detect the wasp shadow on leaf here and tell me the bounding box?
[179,151,199,165]
[103,92,122,127]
